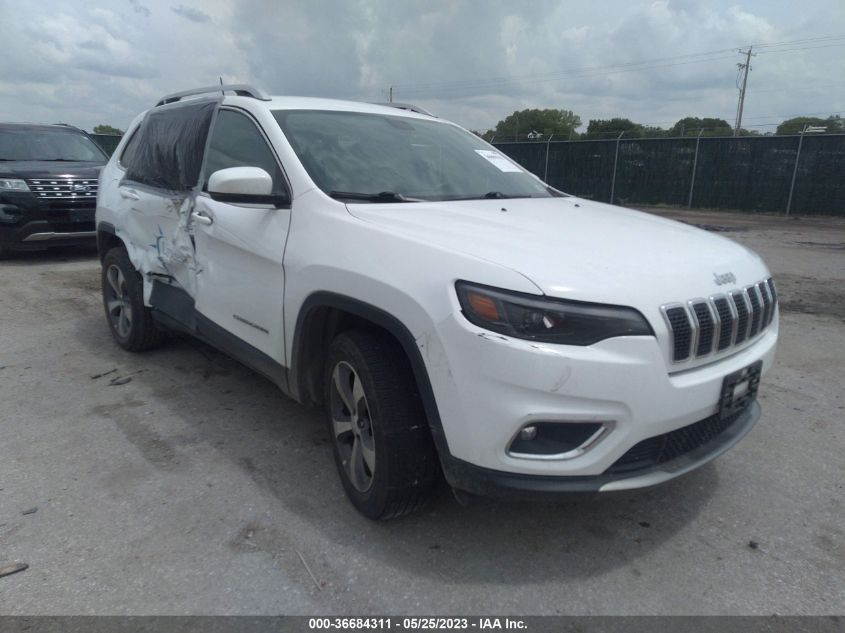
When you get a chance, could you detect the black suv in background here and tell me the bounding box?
[0,123,108,257]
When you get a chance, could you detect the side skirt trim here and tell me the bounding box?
[149,279,289,394]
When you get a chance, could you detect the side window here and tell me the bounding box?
[204,110,286,195]
[119,128,140,169]
[124,99,216,190]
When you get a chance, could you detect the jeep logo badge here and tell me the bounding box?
[713,272,736,285]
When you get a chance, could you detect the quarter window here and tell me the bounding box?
[119,128,140,169]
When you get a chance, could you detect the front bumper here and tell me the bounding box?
[1,194,96,249]
[423,309,777,485]
[440,401,760,498]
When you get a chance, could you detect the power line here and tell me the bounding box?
[756,42,845,55]
[388,34,845,98]
[393,53,739,95]
[390,48,739,89]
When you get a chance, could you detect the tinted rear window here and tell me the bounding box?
[123,99,217,190]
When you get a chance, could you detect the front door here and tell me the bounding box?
[192,108,292,366]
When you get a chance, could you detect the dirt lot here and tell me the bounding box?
[0,209,843,615]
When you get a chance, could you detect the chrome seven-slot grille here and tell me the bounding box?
[26,178,98,200]
[662,278,777,363]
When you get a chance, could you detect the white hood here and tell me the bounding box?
[347,196,769,310]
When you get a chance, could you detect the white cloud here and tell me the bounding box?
[171,4,211,23]
[0,0,842,133]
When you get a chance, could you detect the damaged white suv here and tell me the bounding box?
[97,85,778,519]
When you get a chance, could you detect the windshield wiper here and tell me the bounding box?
[446,191,528,201]
[329,190,421,203]
[482,191,517,199]
[41,158,82,162]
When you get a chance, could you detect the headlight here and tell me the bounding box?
[456,281,653,345]
[0,179,30,192]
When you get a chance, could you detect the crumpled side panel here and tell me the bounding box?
[117,97,219,303]
[114,191,201,304]
[167,194,201,297]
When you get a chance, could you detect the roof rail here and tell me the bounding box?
[155,84,271,107]
[372,102,436,117]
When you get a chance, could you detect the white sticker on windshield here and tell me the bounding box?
[474,150,522,172]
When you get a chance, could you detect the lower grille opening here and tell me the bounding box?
[44,221,95,233]
[605,407,746,474]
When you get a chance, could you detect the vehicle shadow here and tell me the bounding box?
[1,244,98,265]
[73,314,716,584]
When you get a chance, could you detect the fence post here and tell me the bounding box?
[544,134,554,183]
[687,128,704,209]
[786,126,807,217]
[609,131,624,204]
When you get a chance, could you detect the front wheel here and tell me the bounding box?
[101,247,165,352]
[325,330,440,519]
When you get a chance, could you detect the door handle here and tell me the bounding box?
[119,188,140,201]
[191,210,213,226]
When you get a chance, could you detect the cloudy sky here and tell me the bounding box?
[1,0,844,134]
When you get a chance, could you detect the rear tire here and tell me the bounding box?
[101,246,166,352]
[325,330,440,519]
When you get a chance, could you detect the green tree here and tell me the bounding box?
[92,124,124,136]
[584,118,643,139]
[492,109,581,140]
[775,116,843,135]
[668,117,732,137]
[641,125,669,138]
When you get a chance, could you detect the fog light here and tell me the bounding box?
[0,204,24,224]
[519,425,538,441]
[509,421,609,459]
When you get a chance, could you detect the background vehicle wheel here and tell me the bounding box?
[325,330,440,520]
[101,246,166,352]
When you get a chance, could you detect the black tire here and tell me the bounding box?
[324,330,440,520]
[101,246,166,352]
[0,246,9,260]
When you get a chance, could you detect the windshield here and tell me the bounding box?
[0,128,108,162]
[272,110,552,201]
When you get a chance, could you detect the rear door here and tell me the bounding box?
[191,108,292,365]
[117,100,217,292]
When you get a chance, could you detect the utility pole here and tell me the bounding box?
[609,131,625,204]
[388,86,393,103]
[734,47,754,136]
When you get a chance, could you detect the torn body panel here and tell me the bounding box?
[104,97,220,304]
[114,188,200,304]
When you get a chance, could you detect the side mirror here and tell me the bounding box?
[207,166,289,207]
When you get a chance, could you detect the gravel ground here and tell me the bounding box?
[0,209,843,615]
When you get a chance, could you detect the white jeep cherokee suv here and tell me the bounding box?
[96,85,778,519]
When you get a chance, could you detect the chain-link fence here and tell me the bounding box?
[88,130,844,216]
[91,134,122,156]
[493,134,845,216]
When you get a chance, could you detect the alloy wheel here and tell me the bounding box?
[329,361,376,492]
[105,264,132,339]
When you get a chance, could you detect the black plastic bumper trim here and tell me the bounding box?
[439,401,761,499]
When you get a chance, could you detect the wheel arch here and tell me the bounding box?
[96,221,124,261]
[289,292,447,448]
